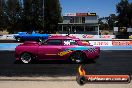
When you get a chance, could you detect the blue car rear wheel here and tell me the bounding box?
[16,37,21,42]
[38,37,43,43]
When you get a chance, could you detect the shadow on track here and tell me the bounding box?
[14,60,96,64]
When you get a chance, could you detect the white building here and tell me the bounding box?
[58,13,99,35]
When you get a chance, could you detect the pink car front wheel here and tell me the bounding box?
[20,53,32,64]
[69,51,86,63]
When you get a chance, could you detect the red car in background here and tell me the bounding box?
[15,36,100,63]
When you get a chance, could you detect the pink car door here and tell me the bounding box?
[60,39,79,59]
[38,39,63,60]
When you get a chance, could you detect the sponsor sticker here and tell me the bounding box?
[82,35,94,39]
[76,66,131,85]
[58,50,72,56]
[112,41,132,46]
[89,41,112,46]
[101,35,111,39]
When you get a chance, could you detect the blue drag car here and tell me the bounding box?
[14,31,49,42]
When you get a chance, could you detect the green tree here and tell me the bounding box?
[6,0,22,33]
[107,14,117,30]
[44,0,62,33]
[0,0,8,31]
[0,0,4,29]
[23,0,44,32]
[99,14,117,31]
[128,3,132,27]
[0,0,62,33]
[99,22,109,30]
[32,0,44,31]
[116,0,130,27]
[23,0,33,31]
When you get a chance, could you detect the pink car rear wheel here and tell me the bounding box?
[69,51,85,63]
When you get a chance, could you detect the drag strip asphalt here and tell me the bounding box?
[0,40,16,43]
[0,51,132,77]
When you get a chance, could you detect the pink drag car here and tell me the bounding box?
[15,36,100,63]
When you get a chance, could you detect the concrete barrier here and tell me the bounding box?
[51,34,115,40]
[0,42,132,51]
[1,34,132,41]
[0,34,17,40]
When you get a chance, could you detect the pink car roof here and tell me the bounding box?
[48,36,80,40]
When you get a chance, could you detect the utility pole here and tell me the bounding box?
[0,0,3,28]
[43,0,44,31]
[0,0,2,14]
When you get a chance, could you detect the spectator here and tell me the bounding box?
[74,28,76,34]
[67,27,70,36]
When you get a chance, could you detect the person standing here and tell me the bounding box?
[67,27,70,36]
